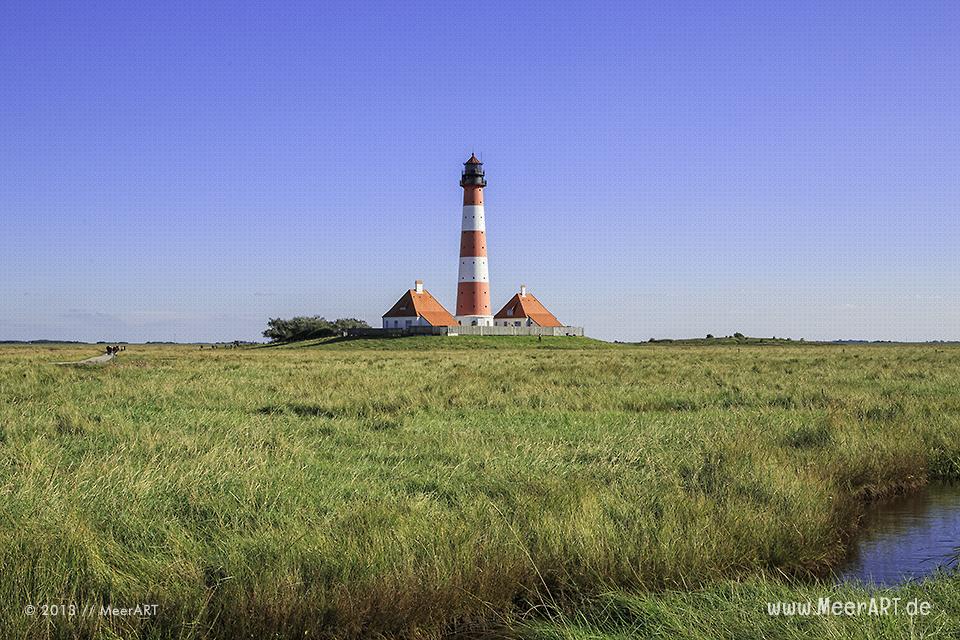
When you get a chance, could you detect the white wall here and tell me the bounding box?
[457,315,494,326]
[382,316,425,329]
[495,318,533,327]
[460,205,486,231]
[457,257,489,282]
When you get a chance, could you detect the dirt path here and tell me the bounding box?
[54,353,116,366]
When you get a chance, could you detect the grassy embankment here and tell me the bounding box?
[0,340,958,638]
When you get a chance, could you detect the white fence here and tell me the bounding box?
[347,326,584,338]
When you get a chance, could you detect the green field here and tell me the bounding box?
[1,340,959,638]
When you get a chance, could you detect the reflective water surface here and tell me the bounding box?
[836,482,960,586]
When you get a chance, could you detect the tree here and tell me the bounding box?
[262,316,370,342]
[332,318,369,331]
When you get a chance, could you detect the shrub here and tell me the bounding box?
[263,316,370,342]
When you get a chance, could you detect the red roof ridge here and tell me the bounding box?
[383,287,458,326]
[493,289,562,326]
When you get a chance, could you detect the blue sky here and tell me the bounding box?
[2,1,958,342]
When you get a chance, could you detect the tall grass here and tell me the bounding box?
[0,341,958,638]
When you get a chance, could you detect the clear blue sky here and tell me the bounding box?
[2,1,958,342]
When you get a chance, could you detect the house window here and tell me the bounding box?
[405,320,412,328]
[514,321,521,327]
[506,307,513,317]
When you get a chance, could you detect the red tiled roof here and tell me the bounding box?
[493,291,562,326]
[383,289,458,326]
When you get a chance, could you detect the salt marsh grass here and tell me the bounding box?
[0,340,958,637]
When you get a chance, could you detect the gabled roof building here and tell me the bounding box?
[382,280,458,328]
[494,285,562,327]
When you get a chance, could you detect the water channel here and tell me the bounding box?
[835,482,960,586]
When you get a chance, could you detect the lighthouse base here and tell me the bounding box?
[456,315,494,327]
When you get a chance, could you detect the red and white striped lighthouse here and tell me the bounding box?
[456,154,493,325]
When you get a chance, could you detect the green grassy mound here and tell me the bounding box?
[273,335,611,350]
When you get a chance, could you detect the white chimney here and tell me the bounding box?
[520,284,527,297]
[415,279,424,294]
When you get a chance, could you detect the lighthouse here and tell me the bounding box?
[456,154,494,326]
